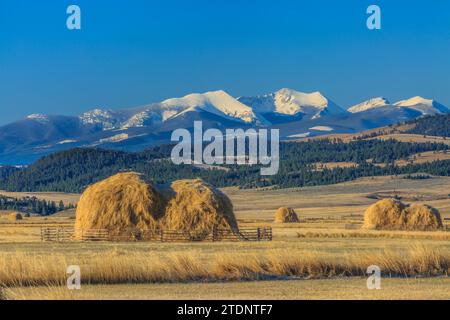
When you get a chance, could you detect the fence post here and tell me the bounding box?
[257,228,261,241]
[160,230,164,242]
[212,225,217,242]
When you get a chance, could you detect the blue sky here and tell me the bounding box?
[0,0,449,124]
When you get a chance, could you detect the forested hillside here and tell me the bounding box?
[0,138,448,193]
[405,114,450,137]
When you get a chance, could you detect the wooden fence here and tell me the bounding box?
[40,226,272,242]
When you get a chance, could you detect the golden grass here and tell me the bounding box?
[296,230,450,240]
[5,277,450,300]
[0,245,448,288]
[394,150,450,167]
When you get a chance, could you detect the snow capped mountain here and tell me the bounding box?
[348,97,390,113]
[394,96,449,115]
[83,90,267,131]
[161,90,264,124]
[0,89,449,165]
[239,88,347,120]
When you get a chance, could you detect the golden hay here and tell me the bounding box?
[363,199,443,231]
[363,199,407,230]
[405,204,443,231]
[163,179,238,236]
[274,207,299,223]
[75,172,165,233]
[8,212,23,221]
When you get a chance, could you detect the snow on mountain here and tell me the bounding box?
[99,133,129,143]
[309,126,334,132]
[239,88,346,119]
[394,96,449,115]
[26,114,49,124]
[348,97,390,113]
[79,108,120,130]
[57,139,77,145]
[161,90,264,124]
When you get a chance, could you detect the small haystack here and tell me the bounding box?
[75,172,166,234]
[363,199,443,231]
[163,179,238,237]
[8,212,23,221]
[405,204,443,231]
[274,207,299,223]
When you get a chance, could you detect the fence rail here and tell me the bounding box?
[40,226,272,242]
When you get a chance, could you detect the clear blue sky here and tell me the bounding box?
[0,0,449,124]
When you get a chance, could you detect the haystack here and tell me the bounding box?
[75,172,166,234]
[363,199,443,231]
[405,204,443,231]
[163,179,238,237]
[8,212,23,221]
[274,207,299,223]
[362,199,408,230]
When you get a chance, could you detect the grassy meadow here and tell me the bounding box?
[0,175,449,300]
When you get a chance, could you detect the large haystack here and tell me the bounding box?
[274,207,299,223]
[363,199,407,230]
[363,199,443,231]
[405,204,443,231]
[163,179,238,237]
[75,172,165,234]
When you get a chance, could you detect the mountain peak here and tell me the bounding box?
[161,90,261,124]
[238,88,345,119]
[395,96,432,107]
[348,97,390,113]
[395,96,449,115]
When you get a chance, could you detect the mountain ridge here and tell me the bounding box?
[0,89,448,165]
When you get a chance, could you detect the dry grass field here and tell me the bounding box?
[0,175,449,300]
[5,278,449,300]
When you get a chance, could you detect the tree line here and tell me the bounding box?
[0,195,74,215]
[0,138,448,193]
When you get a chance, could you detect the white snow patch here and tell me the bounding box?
[57,139,77,145]
[80,108,117,130]
[99,133,129,143]
[26,114,49,123]
[309,126,334,132]
[288,132,311,138]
